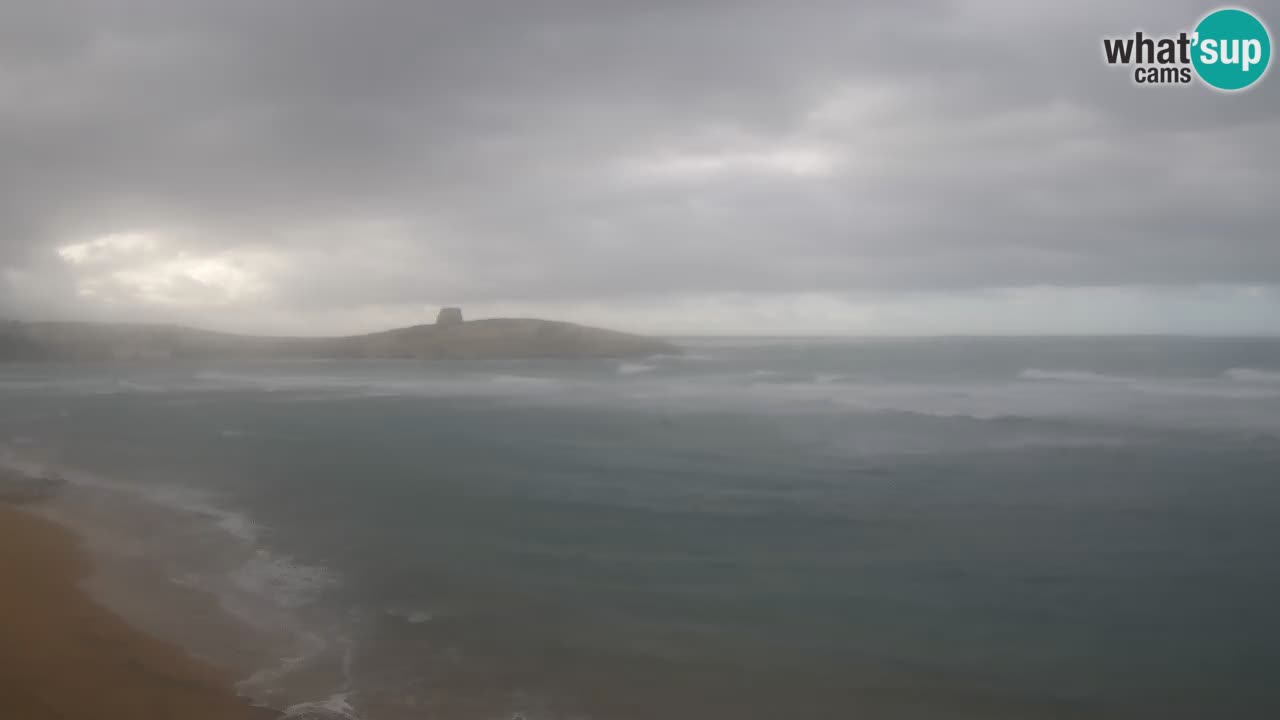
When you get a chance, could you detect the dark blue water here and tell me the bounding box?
[3,337,1280,719]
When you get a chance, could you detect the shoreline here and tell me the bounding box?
[0,504,278,720]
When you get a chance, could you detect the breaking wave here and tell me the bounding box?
[0,450,350,716]
[280,693,361,719]
[1226,368,1280,383]
[1018,369,1132,383]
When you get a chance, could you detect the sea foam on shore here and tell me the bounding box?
[1,450,354,717]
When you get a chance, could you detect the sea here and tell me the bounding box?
[2,336,1279,719]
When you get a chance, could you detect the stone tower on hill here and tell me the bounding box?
[436,307,463,325]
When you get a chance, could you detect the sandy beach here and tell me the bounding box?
[0,505,275,720]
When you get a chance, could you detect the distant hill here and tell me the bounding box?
[0,318,680,361]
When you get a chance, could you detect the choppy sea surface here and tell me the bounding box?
[3,336,1280,719]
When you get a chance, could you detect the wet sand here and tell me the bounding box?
[0,505,275,720]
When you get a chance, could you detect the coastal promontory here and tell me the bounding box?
[0,312,679,362]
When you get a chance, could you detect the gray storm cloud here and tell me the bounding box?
[1,0,1278,334]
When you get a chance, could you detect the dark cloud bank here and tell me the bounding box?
[2,0,1278,334]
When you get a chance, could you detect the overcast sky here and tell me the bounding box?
[2,0,1278,335]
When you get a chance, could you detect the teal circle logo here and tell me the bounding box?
[1192,8,1271,90]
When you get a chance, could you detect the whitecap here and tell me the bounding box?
[230,550,340,610]
[1225,367,1280,383]
[281,692,360,719]
[1019,369,1131,383]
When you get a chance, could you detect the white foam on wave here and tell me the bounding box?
[663,352,714,362]
[741,369,791,382]
[8,453,340,612]
[485,374,564,391]
[237,628,333,697]
[92,479,339,615]
[0,376,143,394]
[0,448,351,712]
[1019,369,1132,383]
[236,623,358,717]
[281,693,361,719]
[1226,367,1280,383]
[231,550,341,610]
[194,368,577,400]
[42,465,266,544]
[617,362,656,375]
